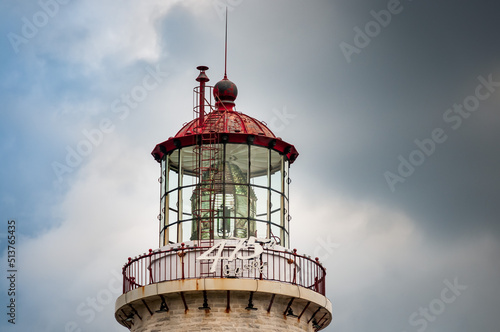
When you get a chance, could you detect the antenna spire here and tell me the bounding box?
[224,7,228,80]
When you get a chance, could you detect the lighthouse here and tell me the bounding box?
[114,66,333,331]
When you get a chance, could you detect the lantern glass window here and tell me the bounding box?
[159,142,291,247]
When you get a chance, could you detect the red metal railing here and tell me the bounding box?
[122,245,326,296]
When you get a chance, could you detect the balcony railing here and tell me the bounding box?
[122,244,326,296]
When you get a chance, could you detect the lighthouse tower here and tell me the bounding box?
[114,66,332,331]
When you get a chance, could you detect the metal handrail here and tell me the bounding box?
[122,245,326,296]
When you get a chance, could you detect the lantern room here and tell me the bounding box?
[152,66,298,248]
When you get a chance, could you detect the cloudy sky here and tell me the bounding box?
[1,0,500,331]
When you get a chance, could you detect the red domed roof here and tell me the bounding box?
[175,109,275,138]
[151,73,298,164]
[152,107,298,164]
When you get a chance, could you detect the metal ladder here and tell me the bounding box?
[193,111,225,276]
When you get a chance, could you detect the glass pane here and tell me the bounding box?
[250,145,268,178]
[182,185,195,217]
[225,161,248,185]
[160,229,166,246]
[270,191,281,216]
[284,197,289,231]
[168,167,178,191]
[270,223,282,245]
[270,151,282,191]
[228,217,238,239]
[284,160,289,199]
[169,190,178,214]
[181,220,192,242]
[251,174,268,187]
[270,208,280,226]
[282,229,288,248]
[177,221,183,243]
[252,186,268,218]
[180,146,197,176]
[179,148,193,188]
[215,210,231,239]
[234,217,248,238]
[249,217,257,237]
[182,171,196,187]
[169,148,179,164]
[160,158,167,197]
[169,208,177,226]
[190,218,199,241]
[177,188,183,225]
[222,184,248,219]
[168,223,178,244]
[225,144,249,180]
[286,220,290,248]
[160,195,166,228]
[255,220,269,239]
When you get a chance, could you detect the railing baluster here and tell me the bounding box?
[121,245,327,296]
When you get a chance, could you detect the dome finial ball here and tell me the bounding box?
[213,78,238,104]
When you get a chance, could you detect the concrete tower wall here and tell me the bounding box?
[127,292,318,332]
[116,279,332,331]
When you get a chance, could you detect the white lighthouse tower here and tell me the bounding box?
[114,66,333,331]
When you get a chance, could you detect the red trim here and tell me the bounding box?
[151,133,299,164]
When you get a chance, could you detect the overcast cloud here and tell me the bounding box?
[1,1,500,331]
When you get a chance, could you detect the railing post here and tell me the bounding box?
[292,248,297,285]
[148,249,153,284]
[131,277,135,290]
[178,242,186,280]
[259,253,263,280]
[125,257,132,293]
[315,257,325,295]
[122,265,126,294]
